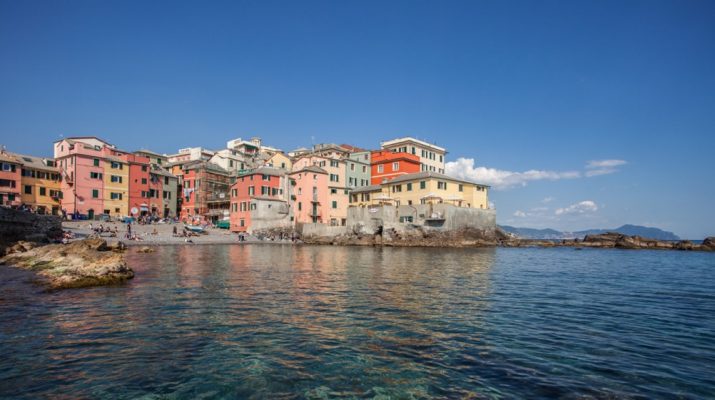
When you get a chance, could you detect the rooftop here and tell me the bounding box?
[387,171,489,188]
[380,136,446,153]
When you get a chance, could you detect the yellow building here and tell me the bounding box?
[349,172,489,209]
[13,153,62,215]
[267,152,292,171]
[103,156,129,218]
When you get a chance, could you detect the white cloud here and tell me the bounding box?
[555,200,598,215]
[587,159,627,168]
[445,158,581,190]
[585,159,627,177]
[513,210,527,217]
[542,196,555,203]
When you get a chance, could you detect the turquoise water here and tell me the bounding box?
[1,245,714,399]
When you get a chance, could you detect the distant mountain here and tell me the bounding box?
[499,224,680,241]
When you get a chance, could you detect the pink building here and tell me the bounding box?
[292,155,349,225]
[54,137,112,219]
[289,165,328,224]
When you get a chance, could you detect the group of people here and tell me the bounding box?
[89,224,118,237]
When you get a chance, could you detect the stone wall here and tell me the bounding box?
[347,204,496,236]
[249,200,293,233]
[297,223,347,238]
[0,207,63,250]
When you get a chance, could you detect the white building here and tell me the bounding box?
[380,137,447,174]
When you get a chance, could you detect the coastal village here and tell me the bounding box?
[0,135,493,238]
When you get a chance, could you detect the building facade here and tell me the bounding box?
[0,152,22,207]
[289,166,328,225]
[350,171,489,209]
[381,137,447,174]
[229,167,290,232]
[54,137,113,219]
[179,161,231,223]
[370,150,420,185]
[346,151,371,189]
[102,155,129,218]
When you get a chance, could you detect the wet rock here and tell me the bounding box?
[0,239,133,290]
[702,237,715,251]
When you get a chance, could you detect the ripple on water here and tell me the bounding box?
[1,245,714,399]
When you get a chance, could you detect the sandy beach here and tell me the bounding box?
[61,221,295,246]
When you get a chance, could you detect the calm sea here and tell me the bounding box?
[1,245,714,399]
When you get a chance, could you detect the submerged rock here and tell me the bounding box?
[0,238,133,290]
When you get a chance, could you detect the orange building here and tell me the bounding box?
[370,150,420,185]
[0,152,22,207]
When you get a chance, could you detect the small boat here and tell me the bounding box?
[184,225,205,234]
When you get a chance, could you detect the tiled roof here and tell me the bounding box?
[350,184,382,194]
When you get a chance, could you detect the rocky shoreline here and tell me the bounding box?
[301,227,715,252]
[0,239,133,290]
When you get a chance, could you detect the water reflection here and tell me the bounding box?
[1,245,713,399]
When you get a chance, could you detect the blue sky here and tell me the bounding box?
[1,0,713,238]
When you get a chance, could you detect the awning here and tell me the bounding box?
[420,193,442,200]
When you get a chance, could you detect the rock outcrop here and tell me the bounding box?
[0,238,133,289]
[498,231,714,252]
[303,226,497,248]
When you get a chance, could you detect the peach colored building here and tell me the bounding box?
[0,152,22,207]
[292,155,349,226]
[289,165,328,224]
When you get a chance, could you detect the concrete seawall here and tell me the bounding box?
[0,207,63,251]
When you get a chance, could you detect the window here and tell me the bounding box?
[24,185,32,194]
[459,184,463,192]
[141,178,147,184]
[261,186,269,195]
[438,181,447,190]
[362,165,366,173]
[377,165,384,173]
[298,202,302,211]
[393,162,399,171]
[164,177,169,185]
[250,203,256,211]
[350,163,355,171]
[111,175,122,183]
[40,187,46,196]
[399,216,414,223]
[330,160,339,167]
[332,201,337,209]
[92,189,99,198]
[262,174,270,181]
[142,166,147,172]
[93,159,100,167]
[110,192,123,200]
[406,183,412,191]
[329,174,339,182]
[111,161,122,169]
[240,219,245,227]
[392,185,402,193]
[90,172,103,179]
[331,188,337,194]
[248,186,255,196]
[231,189,237,197]
[439,155,443,162]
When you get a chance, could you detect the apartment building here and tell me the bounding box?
[381,137,447,174]
[370,150,420,185]
[229,167,291,232]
